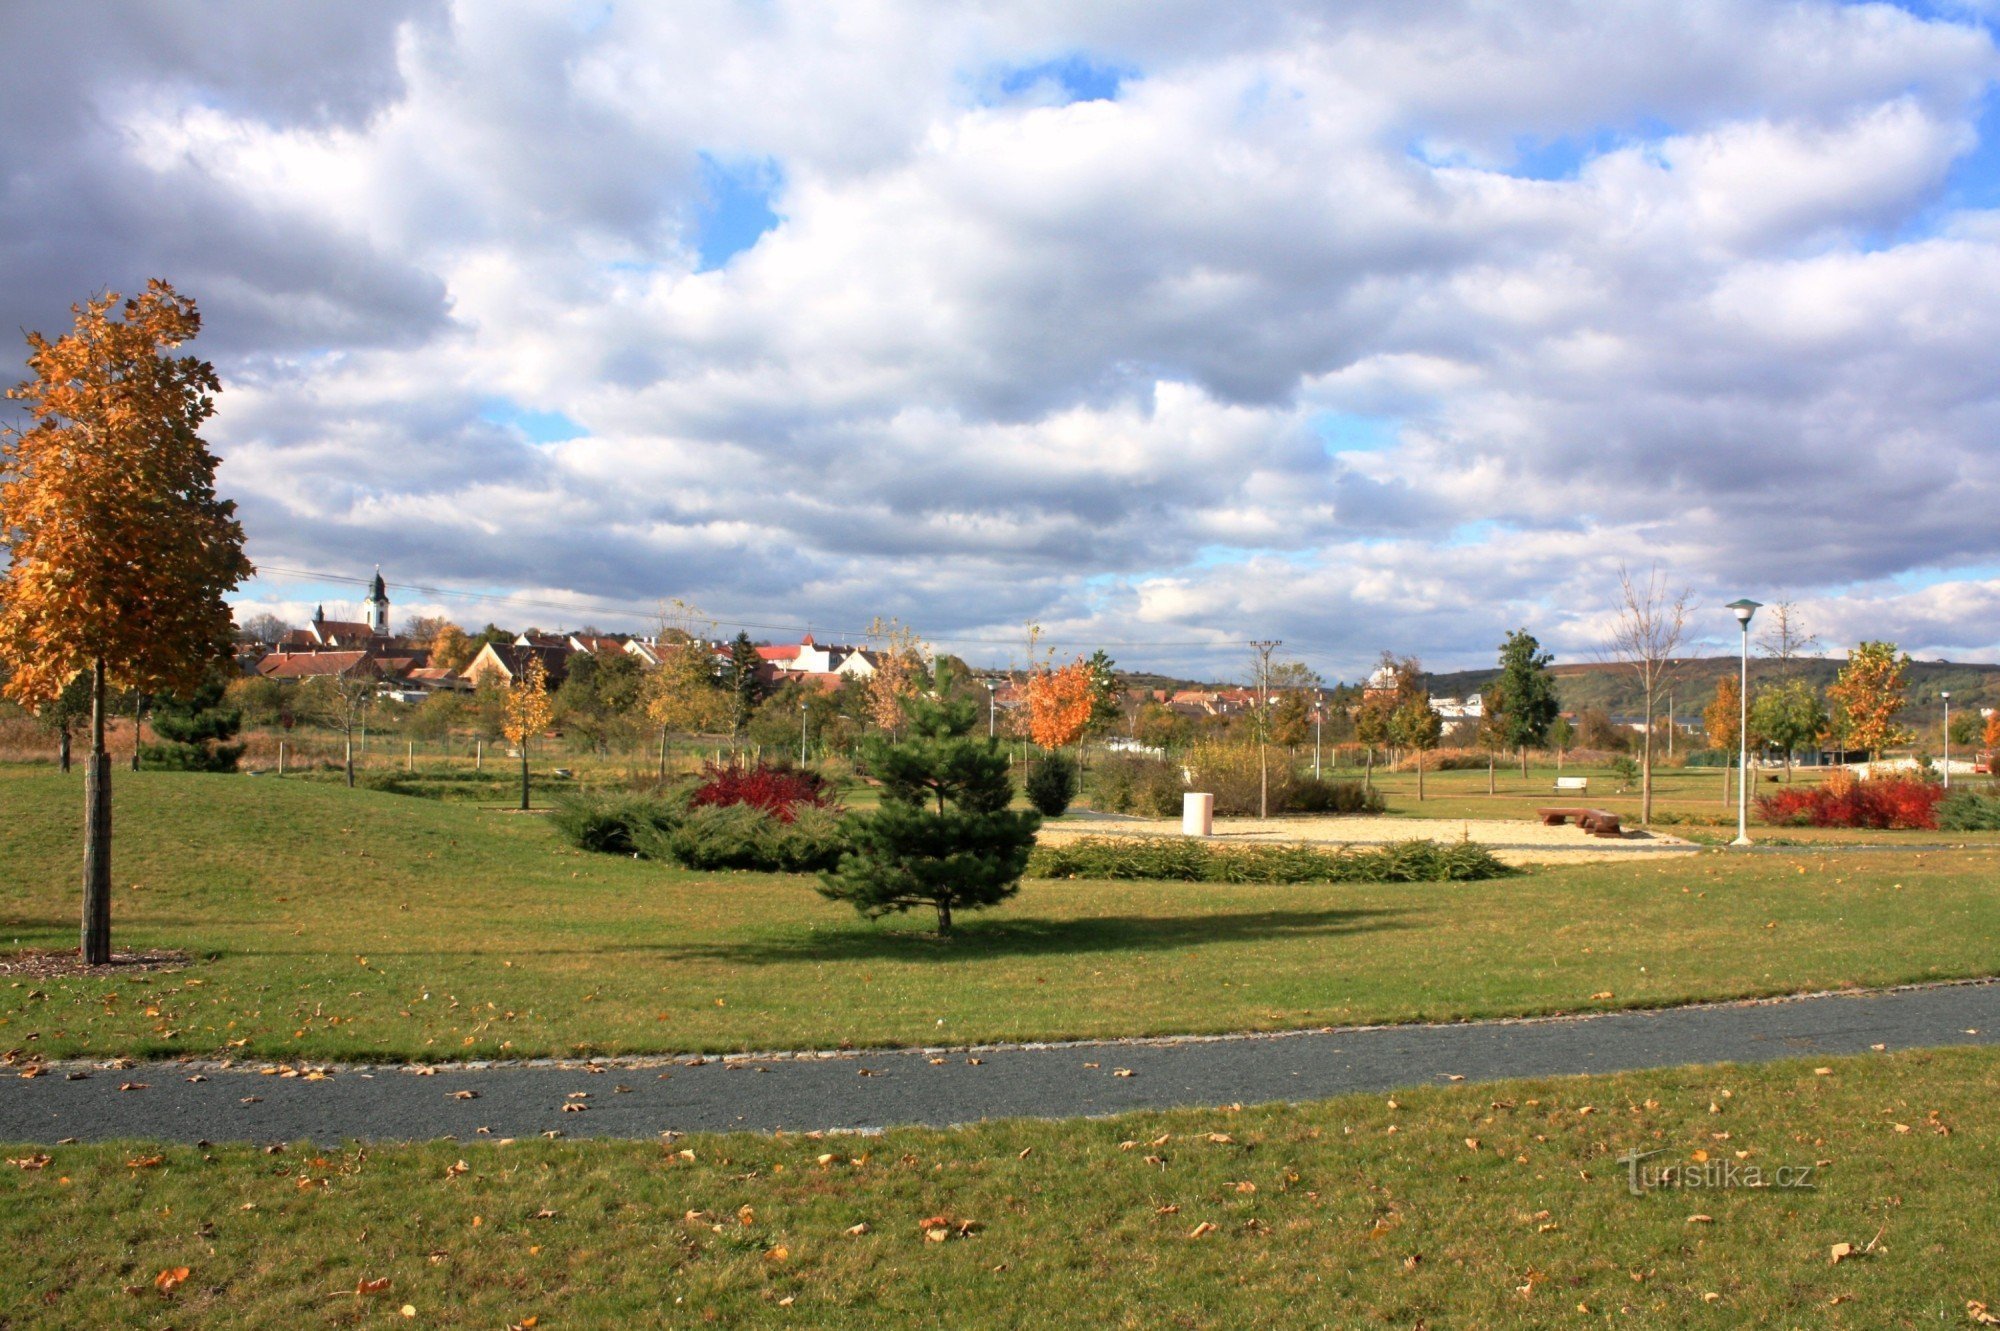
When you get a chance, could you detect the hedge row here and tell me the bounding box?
[1028,835,1513,884]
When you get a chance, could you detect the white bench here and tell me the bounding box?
[1553,775,1589,794]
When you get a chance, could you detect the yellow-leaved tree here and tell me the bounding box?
[503,656,556,810]
[0,282,251,962]
[1827,641,1912,761]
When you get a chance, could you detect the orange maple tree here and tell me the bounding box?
[1983,710,2000,752]
[0,281,251,962]
[1024,657,1096,750]
[503,656,556,811]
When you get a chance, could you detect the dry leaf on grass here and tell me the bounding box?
[154,1267,190,1295]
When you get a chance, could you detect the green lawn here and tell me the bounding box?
[6,1046,1998,1328]
[3,770,1998,1061]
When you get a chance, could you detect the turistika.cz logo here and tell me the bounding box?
[1617,1148,1818,1196]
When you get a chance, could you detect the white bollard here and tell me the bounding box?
[1182,792,1214,837]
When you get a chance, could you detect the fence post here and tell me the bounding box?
[277,740,285,775]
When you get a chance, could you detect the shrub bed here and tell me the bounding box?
[1086,755,1187,817]
[688,762,837,822]
[1756,773,1944,830]
[1938,788,2000,832]
[1029,835,1513,884]
[635,803,851,873]
[548,790,689,854]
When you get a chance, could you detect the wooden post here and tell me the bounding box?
[278,740,286,775]
[82,657,112,965]
[406,740,413,772]
[476,738,483,771]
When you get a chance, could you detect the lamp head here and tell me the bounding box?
[1726,598,1761,626]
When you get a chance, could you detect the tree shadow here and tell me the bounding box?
[647,904,1419,965]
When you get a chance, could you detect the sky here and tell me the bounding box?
[5,0,2000,682]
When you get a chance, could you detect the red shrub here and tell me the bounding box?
[688,763,837,823]
[1755,774,1943,830]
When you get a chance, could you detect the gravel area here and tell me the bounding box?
[1040,814,1699,866]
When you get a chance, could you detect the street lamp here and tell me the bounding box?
[1942,691,1952,790]
[982,678,999,738]
[1313,688,1324,778]
[1727,599,1761,846]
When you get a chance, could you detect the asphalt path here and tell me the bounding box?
[4,982,1995,1145]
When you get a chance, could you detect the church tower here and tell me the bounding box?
[366,568,390,636]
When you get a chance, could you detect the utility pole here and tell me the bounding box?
[1250,639,1281,819]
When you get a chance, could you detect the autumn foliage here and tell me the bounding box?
[689,763,837,823]
[1024,657,1096,749]
[0,281,250,706]
[1756,772,1943,830]
[1826,641,1912,757]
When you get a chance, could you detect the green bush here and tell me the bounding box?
[548,791,687,854]
[1288,776,1384,815]
[1026,752,1079,816]
[1087,754,1187,816]
[636,802,852,873]
[1938,788,2000,832]
[1182,743,1297,816]
[1029,835,1513,884]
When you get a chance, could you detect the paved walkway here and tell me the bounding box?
[4,982,1994,1145]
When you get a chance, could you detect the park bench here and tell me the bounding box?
[1552,775,1588,794]
[1536,807,1624,838]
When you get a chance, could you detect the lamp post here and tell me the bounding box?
[1727,599,1761,846]
[983,678,998,739]
[799,698,809,766]
[1942,691,1951,789]
[1314,688,1324,779]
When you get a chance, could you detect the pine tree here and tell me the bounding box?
[726,631,766,736]
[818,672,1041,935]
[139,666,245,771]
[1493,629,1560,775]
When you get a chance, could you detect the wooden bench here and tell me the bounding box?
[1536,807,1624,838]
[1552,775,1589,794]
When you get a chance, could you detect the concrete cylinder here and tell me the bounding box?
[1182,792,1215,837]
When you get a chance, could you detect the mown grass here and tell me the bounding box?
[5,1046,1997,1328]
[3,769,1998,1061]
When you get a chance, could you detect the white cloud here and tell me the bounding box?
[6,0,2000,680]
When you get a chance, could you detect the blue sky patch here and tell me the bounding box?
[695,153,783,271]
[481,399,584,443]
[1311,411,1401,454]
[997,54,1134,105]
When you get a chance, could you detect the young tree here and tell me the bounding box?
[1750,679,1828,781]
[1984,710,2000,753]
[1024,657,1096,751]
[0,281,252,962]
[863,617,929,736]
[724,631,767,736]
[297,672,377,787]
[1755,601,1820,678]
[1602,566,1692,826]
[1493,629,1561,776]
[1391,689,1444,801]
[34,670,94,772]
[1083,649,1123,739]
[503,656,555,811]
[644,640,730,777]
[817,674,1041,935]
[1826,641,1912,760]
[1704,674,1742,807]
[1548,714,1575,769]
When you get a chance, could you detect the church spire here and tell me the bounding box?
[366,566,390,636]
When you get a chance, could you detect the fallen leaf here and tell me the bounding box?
[1829,1242,1854,1265]
[1113,1069,1135,1078]
[1590,991,1614,1000]
[7,1154,51,1170]
[355,1276,392,1296]
[449,1090,479,1101]
[154,1266,190,1294]
[765,1245,789,1262]
[1969,1300,2000,1326]
[1188,1221,1218,1239]
[1686,1214,1713,1224]
[446,1160,469,1178]
[1814,1067,1832,1076]
[844,1222,870,1236]
[125,1155,164,1170]
[118,1082,149,1092]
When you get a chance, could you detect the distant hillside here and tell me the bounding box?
[1424,656,2000,724]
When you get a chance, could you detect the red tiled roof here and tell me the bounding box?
[258,651,374,680]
